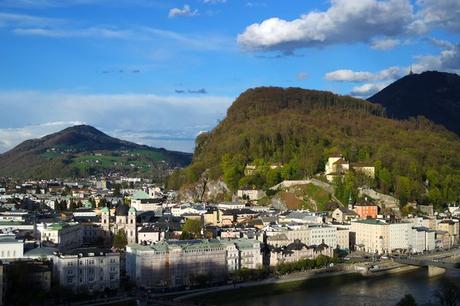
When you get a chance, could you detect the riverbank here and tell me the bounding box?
[176,263,421,304]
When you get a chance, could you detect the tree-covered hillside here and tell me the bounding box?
[0,125,192,179]
[168,87,460,210]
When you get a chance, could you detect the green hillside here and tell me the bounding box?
[169,87,460,210]
[0,125,192,179]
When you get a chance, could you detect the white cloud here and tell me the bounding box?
[371,37,400,50]
[0,91,233,153]
[410,0,460,33]
[412,43,460,73]
[246,2,267,7]
[142,27,233,51]
[6,20,234,51]
[169,4,198,18]
[0,121,85,153]
[325,66,402,82]
[237,0,413,52]
[325,70,374,82]
[350,82,388,97]
[0,0,164,8]
[429,38,455,50]
[0,12,61,27]
[203,0,226,3]
[13,27,132,38]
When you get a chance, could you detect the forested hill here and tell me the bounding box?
[368,71,460,135]
[169,87,460,209]
[0,125,192,179]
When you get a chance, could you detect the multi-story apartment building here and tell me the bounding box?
[309,224,337,247]
[52,249,120,293]
[387,222,412,251]
[0,235,24,259]
[126,239,227,289]
[269,240,334,266]
[410,227,436,253]
[41,222,83,250]
[351,219,387,253]
[137,226,165,244]
[265,224,337,248]
[126,238,263,289]
[130,190,163,213]
[335,227,350,250]
[437,219,459,247]
[351,219,414,254]
[353,203,378,219]
[221,238,263,270]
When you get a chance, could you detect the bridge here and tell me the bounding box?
[394,249,460,277]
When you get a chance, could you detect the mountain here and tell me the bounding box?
[0,125,192,178]
[368,71,460,135]
[168,87,460,209]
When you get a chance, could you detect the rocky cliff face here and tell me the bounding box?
[179,178,230,202]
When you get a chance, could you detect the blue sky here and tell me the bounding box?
[0,0,459,153]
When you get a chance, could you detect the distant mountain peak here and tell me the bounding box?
[0,125,192,178]
[368,70,460,135]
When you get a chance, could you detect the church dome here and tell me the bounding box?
[115,204,129,216]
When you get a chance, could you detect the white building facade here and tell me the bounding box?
[52,250,120,293]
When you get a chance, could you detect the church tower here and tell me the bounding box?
[101,206,110,232]
[127,207,137,244]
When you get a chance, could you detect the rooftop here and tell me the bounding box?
[354,219,386,225]
[132,190,150,200]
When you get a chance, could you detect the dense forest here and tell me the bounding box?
[168,87,460,210]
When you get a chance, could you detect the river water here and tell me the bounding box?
[223,269,460,306]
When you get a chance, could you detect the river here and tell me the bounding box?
[222,269,460,306]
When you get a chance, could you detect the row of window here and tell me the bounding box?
[0,250,17,258]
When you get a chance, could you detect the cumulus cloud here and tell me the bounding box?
[169,5,198,18]
[237,0,413,52]
[350,83,388,97]
[325,70,374,82]
[413,43,460,73]
[371,37,400,50]
[0,91,233,153]
[237,0,460,53]
[325,66,402,82]
[410,0,460,33]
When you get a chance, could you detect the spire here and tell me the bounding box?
[409,65,414,75]
[348,193,354,210]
